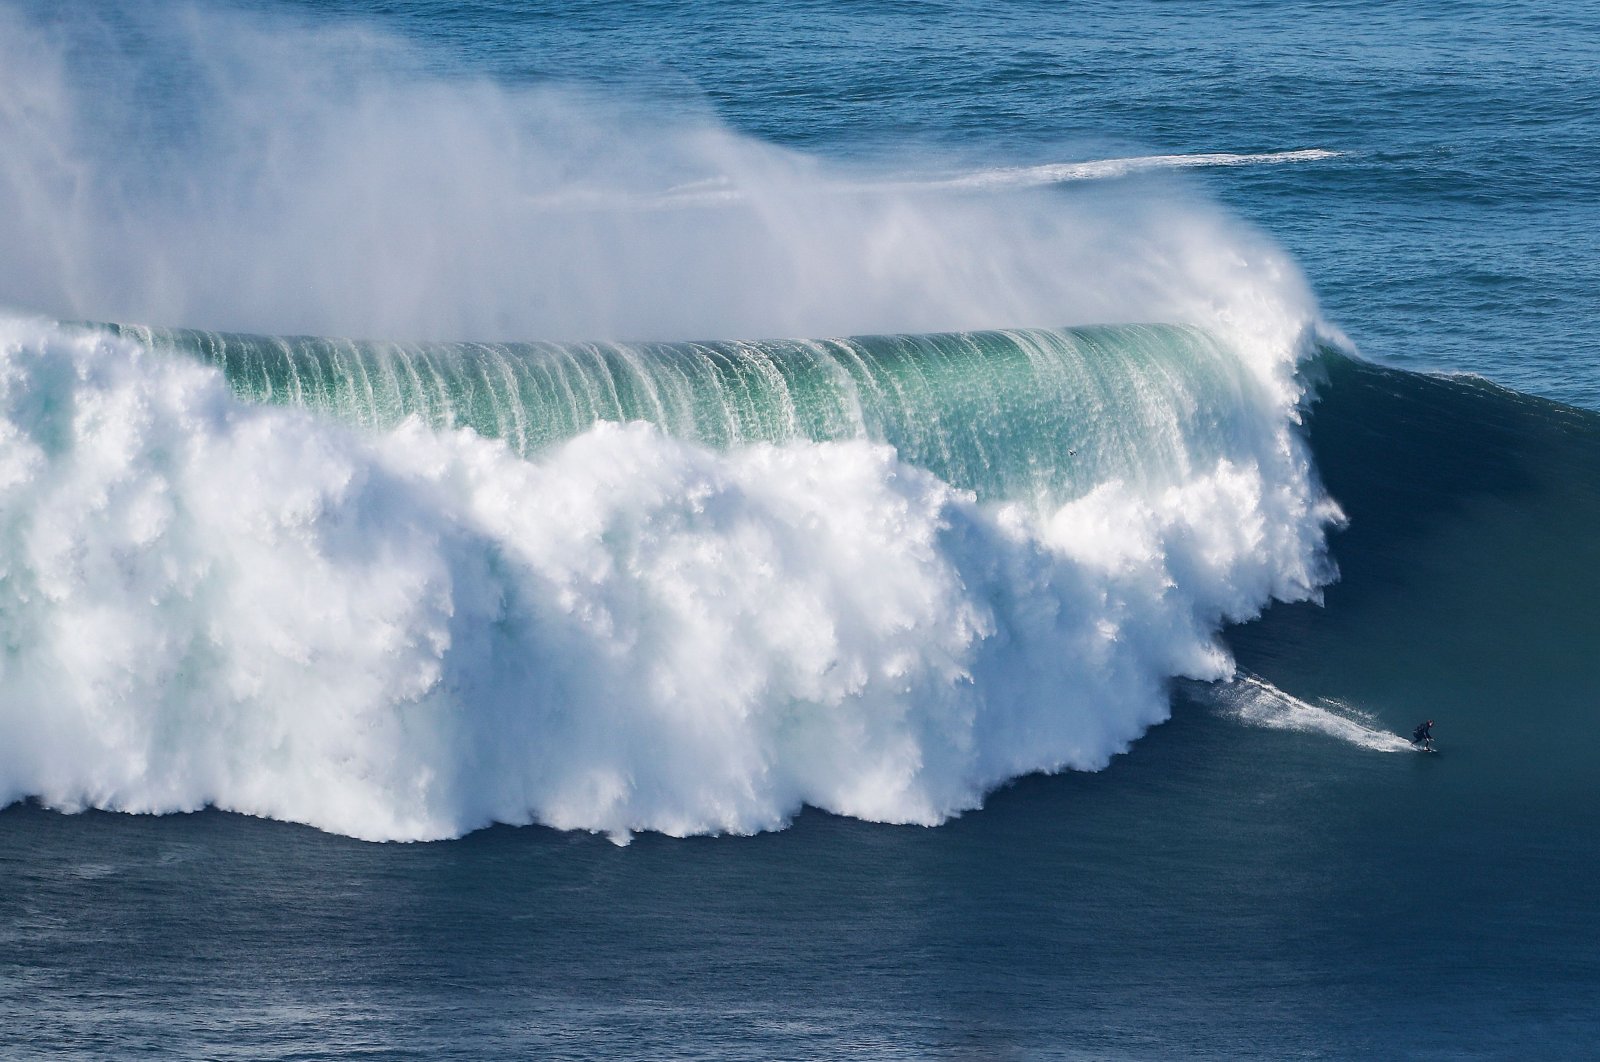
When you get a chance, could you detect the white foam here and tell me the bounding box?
[642,149,1344,204]
[869,149,1344,193]
[0,318,1339,841]
[1211,673,1413,752]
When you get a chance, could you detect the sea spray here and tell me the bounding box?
[0,316,1339,840]
[0,1,1325,361]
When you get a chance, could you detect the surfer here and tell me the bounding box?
[1411,720,1434,751]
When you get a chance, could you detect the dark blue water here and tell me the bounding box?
[4,1,1600,1058]
[7,352,1599,1059]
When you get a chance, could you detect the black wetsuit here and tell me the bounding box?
[1413,722,1433,747]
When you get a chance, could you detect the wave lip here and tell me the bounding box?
[108,322,1302,507]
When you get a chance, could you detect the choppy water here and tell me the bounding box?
[2,1,1598,1058]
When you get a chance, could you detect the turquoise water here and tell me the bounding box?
[103,322,1265,503]
[3,1,1600,1058]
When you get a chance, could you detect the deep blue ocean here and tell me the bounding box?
[2,1,1598,1058]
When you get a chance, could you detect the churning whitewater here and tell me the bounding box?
[0,314,1339,842]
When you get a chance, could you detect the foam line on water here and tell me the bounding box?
[648,150,1345,205]
[1211,673,1413,752]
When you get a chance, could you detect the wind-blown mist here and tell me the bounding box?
[0,1,1346,841]
[0,2,1320,363]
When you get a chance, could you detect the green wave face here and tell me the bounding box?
[107,323,1271,506]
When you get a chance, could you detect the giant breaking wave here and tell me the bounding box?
[0,0,1343,840]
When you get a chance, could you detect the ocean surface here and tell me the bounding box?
[2,1,1598,1057]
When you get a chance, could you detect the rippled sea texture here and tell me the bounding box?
[2,1,1599,1059]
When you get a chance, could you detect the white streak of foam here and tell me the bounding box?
[1213,673,1412,752]
[864,149,1344,194]
[642,150,1345,206]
